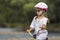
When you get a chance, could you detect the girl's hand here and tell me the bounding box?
[26,28,33,33]
[26,29,33,36]
[41,24,46,30]
[26,29,30,33]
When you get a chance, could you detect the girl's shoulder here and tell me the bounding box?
[34,16,37,18]
[33,16,37,19]
[42,17,49,22]
[44,17,49,23]
[44,17,48,20]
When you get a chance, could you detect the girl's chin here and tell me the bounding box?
[37,15,41,16]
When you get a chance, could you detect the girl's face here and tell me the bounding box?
[36,9,44,16]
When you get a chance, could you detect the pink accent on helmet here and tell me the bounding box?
[41,8,48,11]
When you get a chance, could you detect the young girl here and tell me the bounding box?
[27,2,48,40]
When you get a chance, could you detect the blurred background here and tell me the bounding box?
[0,0,60,40]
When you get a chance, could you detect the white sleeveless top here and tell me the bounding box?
[30,16,48,34]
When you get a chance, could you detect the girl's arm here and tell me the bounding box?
[27,16,36,33]
[41,18,49,30]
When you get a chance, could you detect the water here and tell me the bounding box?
[49,33,60,37]
[0,28,60,39]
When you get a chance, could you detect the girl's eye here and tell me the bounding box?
[37,10,40,12]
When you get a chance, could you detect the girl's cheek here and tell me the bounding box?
[37,12,39,15]
[40,11,43,14]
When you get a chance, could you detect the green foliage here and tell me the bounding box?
[23,2,35,14]
[0,0,60,30]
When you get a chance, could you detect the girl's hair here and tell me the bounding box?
[43,12,48,17]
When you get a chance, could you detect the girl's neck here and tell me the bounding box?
[37,15,44,19]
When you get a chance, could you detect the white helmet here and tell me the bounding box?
[34,2,48,11]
